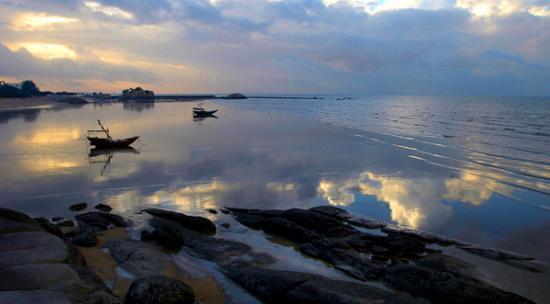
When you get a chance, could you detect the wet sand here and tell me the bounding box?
[78,227,226,303]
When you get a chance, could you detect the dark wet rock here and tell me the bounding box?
[69,202,87,211]
[152,226,183,251]
[0,263,85,292]
[56,219,74,227]
[69,222,98,247]
[382,225,460,246]
[0,208,42,234]
[94,203,112,213]
[140,230,154,242]
[310,205,386,229]
[0,208,40,227]
[206,208,217,214]
[457,244,535,261]
[0,208,120,303]
[225,266,427,304]
[0,231,69,268]
[149,217,274,267]
[221,223,230,229]
[34,217,65,239]
[309,205,350,219]
[76,212,127,231]
[416,253,479,278]
[383,263,534,304]
[300,238,385,280]
[220,208,230,214]
[105,239,167,277]
[0,290,71,304]
[52,217,64,222]
[143,208,216,235]
[125,275,194,304]
[64,242,87,266]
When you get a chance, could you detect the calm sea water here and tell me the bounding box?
[0,96,549,263]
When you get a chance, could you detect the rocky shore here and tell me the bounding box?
[0,204,544,303]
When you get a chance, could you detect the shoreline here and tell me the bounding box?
[1,204,546,303]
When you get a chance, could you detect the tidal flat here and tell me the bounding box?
[0,96,549,303]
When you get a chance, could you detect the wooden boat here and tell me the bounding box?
[87,120,139,148]
[87,136,139,148]
[193,109,218,117]
[193,103,218,117]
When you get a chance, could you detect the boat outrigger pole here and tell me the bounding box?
[97,120,112,140]
[87,120,112,140]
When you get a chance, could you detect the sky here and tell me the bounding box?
[0,0,548,95]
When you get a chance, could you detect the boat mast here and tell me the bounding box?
[97,120,112,139]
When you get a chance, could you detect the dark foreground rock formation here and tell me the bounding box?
[0,208,119,303]
[1,205,540,304]
[227,206,535,304]
[125,276,194,304]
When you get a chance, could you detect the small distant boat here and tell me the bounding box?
[193,109,218,116]
[193,103,218,117]
[87,120,139,148]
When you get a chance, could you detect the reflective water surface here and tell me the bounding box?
[0,97,549,263]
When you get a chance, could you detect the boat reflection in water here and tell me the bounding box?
[89,146,139,176]
[193,114,218,122]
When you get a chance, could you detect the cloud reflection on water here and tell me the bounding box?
[318,170,513,229]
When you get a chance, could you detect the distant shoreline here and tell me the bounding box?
[0,96,57,111]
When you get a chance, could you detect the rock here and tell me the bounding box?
[225,266,426,304]
[94,204,112,213]
[0,232,68,268]
[76,212,127,230]
[383,263,534,304]
[140,230,154,242]
[34,217,65,238]
[310,206,386,229]
[125,275,194,304]
[0,211,42,235]
[225,93,247,99]
[69,203,87,211]
[309,206,351,219]
[457,244,535,261]
[56,219,74,228]
[0,263,85,292]
[0,208,41,230]
[52,217,64,222]
[220,208,230,214]
[69,222,97,247]
[105,240,167,277]
[382,225,460,246]
[143,208,216,235]
[0,290,71,304]
[416,253,479,278]
[221,223,230,229]
[149,217,274,267]
[300,238,385,280]
[206,208,217,214]
[152,226,183,251]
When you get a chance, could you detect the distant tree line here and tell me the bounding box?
[0,80,46,98]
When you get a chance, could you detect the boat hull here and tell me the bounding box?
[193,109,218,117]
[87,136,139,148]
